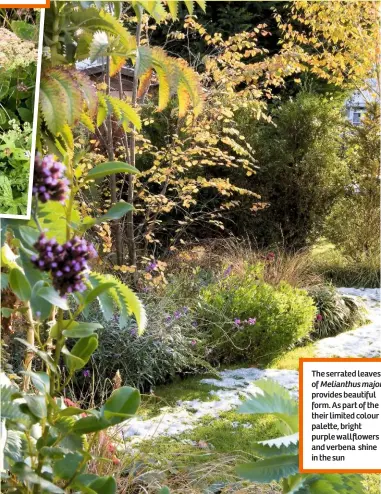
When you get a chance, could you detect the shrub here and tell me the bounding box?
[77,297,207,400]
[324,102,380,261]
[311,239,380,289]
[0,121,32,215]
[198,264,316,365]
[308,284,367,339]
[234,91,346,249]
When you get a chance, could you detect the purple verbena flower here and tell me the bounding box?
[33,154,69,203]
[174,310,181,319]
[145,261,158,272]
[223,264,233,277]
[83,370,90,378]
[247,317,257,325]
[234,318,241,326]
[31,233,97,297]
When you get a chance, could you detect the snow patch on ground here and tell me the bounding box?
[315,288,380,358]
[120,288,380,445]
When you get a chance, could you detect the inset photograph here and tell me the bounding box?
[0,8,43,218]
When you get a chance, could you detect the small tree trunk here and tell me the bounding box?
[22,304,35,391]
[105,56,123,264]
[125,13,142,269]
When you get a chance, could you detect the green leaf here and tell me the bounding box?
[53,452,84,481]
[1,272,8,290]
[84,282,117,306]
[108,95,141,131]
[1,307,13,317]
[195,0,206,12]
[238,380,298,433]
[58,406,84,417]
[158,488,170,494]
[15,225,40,249]
[63,335,98,372]
[85,161,139,181]
[97,202,133,222]
[237,455,299,483]
[29,200,80,244]
[88,476,117,494]
[10,20,37,41]
[73,415,111,434]
[0,385,28,421]
[252,436,299,458]
[11,462,64,493]
[89,273,147,333]
[89,32,110,61]
[88,274,115,321]
[183,0,194,14]
[101,386,140,425]
[15,338,58,373]
[31,280,53,320]
[61,327,96,338]
[24,395,47,419]
[9,268,31,302]
[37,286,69,311]
[21,371,50,394]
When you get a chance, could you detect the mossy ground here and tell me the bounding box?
[120,329,380,492]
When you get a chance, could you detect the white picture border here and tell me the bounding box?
[0,8,45,219]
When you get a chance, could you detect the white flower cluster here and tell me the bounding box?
[0,28,37,72]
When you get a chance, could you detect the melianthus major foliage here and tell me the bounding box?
[237,380,366,493]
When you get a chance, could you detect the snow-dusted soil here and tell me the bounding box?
[120,288,380,445]
[315,287,380,358]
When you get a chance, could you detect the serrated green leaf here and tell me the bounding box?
[237,455,299,483]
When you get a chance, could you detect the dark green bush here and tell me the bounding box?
[308,284,367,339]
[324,102,380,261]
[76,297,206,399]
[198,264,316,365]
[233,91,346,249]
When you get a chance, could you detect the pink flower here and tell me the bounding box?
[191,340,197,346]
[247,317,257,325]
[316,314,323,322]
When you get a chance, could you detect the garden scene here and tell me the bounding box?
[0,9,40,216]
[0,1,380,493]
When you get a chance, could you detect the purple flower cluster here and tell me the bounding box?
[164,307,190,325]
[223,264,233,277]
[146,260,158,272]
[31,234,97,296]
[33,154,69,203]
[234,317,257,327]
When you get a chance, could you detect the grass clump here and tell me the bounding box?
[308,283,368,339]
[134,412,280,492]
